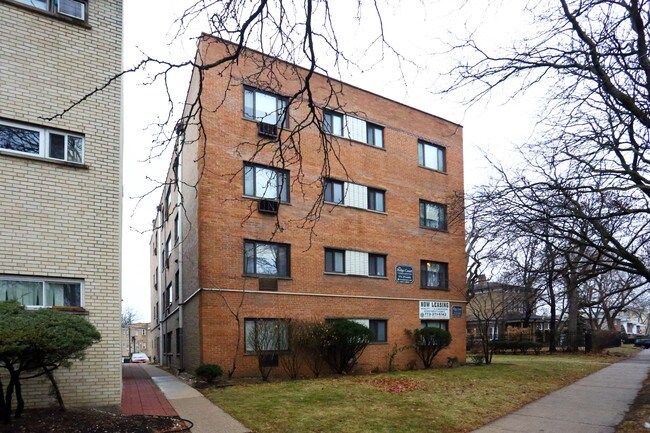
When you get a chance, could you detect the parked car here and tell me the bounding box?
[130,353,150,363]
[634,338,650,349]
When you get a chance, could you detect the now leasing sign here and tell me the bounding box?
[419,300,450,319]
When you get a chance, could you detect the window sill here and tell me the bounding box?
[418,164,447,175]
[419,225,448,233]
[0,149,89,169]
[241,195,291,205]
[242,274,292,280]
[324,272,388,280]
[0,0,91,28]
[25,306,88,315]
[420,287,450,291]
[325,133,386,151]
[323,202,388,216]
[241,116,289,131]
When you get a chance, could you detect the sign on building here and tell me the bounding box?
[395,265,414,284]
[419,300,450,319]
[452,305,463,318]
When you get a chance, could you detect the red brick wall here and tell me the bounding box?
[180,37,467,376]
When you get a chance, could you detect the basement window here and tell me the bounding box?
[0,276,83,308]
[0,119,84,164]
[10,0,87,21]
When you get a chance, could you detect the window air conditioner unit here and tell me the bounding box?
[258,122,278,138]
[259,278,278,291]
[58,0,86,19]
[258,199,280,215]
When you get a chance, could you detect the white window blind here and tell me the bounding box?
[345,250,369,276]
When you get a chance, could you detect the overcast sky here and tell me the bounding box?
[121,1,545,321]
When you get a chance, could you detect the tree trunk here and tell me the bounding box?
[13,378,23,418]
[3,372,16,423]
[43,367,65,412]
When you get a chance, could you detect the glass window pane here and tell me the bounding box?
[332,114,343,136]
[277,98,287,128]
[376,256,385,276]
[49,133,65,159]
[0,124,40,154]
[0,280,42,306]
[324,113,332,134]
[375,192,384,211]
[418,142,424,165]
[255,92,278,124]
[256,244,278,275]
[244,165,255,196]
[67,136,83,163]
[16,0,48,10]
[424,143,436,169]
[255,167,277,199]
[334,183,343,203]
[244,88,255,119]
[334,251,344,273]
[45,283,81,307]
[244,242,255,274]
[244,320,255,352]
[277,246,288,277]
[279,171,289,202]
[437,147,446,171]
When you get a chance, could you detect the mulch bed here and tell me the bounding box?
[0,409,191,433]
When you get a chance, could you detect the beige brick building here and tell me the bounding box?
[0,0,122,409]
[121,323,151,358]
[151,36,467,377]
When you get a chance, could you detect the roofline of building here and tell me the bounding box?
[199,33,464,129]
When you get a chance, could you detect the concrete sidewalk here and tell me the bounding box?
[472,349,650,433]
[138,365,250,433]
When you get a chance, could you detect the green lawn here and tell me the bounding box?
[204,352,636,433]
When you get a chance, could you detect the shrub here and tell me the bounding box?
[469,353,485,365]
[406,327,452,368]
[196,364,223,383]
[492,340,542,355]
[591,330,622,352]
[323,319,373,374]
[301,321,331,377]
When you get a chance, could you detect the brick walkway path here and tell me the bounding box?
[122,364,178,416]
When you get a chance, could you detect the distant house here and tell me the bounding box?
[467,277,549,341]
[122,323,151,357]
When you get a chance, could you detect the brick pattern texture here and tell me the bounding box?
[153,36,467,377]
[0,1,122,408]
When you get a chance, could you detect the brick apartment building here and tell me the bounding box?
[0,0,122,408]
[150,35,467,376]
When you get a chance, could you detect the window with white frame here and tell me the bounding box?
[420,260,449,289]
[323,179,386,213]
[244,318,289,352]
[419,200,447,230]
[324,249,387,278]
[323,110,384,148]
[243,86,288,127]
[0,276,82,307]
[243,163,290,202]
[0,120,84,163]
[165,234,172,268]
[12,0,87,20]
[244,240,290,277]
[418,140,446,172]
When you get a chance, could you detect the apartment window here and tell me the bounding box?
[0,277,82,307]
[323,110,344,136]
[165,188,172,219]
[419,200,447,230]
[244,163,289,202]
[244,240,290,277]
[367,188,385,212]
[243,86,288,127]
[174,271,179,300]
[349,319,387,343]
[368,254,386,277]
[325,249,345,273]
[366,123,384,148]
[324,179,344,204]
[153,270,158,291]
[165,283,172,308]
[153,232,158,256]
[421,320,448,331]
[421,261,448,289]
[174,214,180,244]
[244,318,289,353]
[165,235,172,268]
[0,120,84,163]
[12,0,86,20]
[155,302,159,323]
[418,141,446,172]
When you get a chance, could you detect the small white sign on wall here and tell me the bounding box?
[419,300,450,319]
